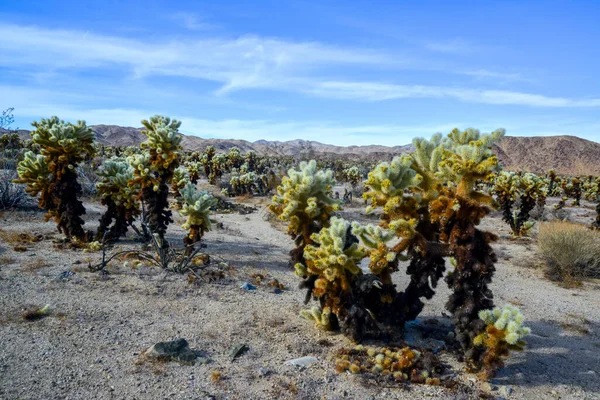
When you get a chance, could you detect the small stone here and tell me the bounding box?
[273,288,282,294]
[144,338,202,365]
[240,282,257,291]
[285,356,318,368]
[228,343,249,361]
[499,386,514,397]
[258,367,271,377]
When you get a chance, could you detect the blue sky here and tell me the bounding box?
[2,0,600,145]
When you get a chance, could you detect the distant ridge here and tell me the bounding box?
[5,125,600,175]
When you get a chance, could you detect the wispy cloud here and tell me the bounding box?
[307,81,600,107]
[1,22,599,110]
[0,23,391,93]
[170,12,217,30]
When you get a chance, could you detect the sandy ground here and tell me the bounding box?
[0,194,599,400]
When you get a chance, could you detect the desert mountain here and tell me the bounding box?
[5,125,600,175]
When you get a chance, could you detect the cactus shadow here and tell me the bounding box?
[203,240,290,272]
[490,318,600,393]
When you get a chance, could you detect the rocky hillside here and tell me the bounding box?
[5,125,600,175]
[494,135,600,176]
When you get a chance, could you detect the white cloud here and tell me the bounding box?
[170,12,216,30]
[1,23,599,110]
[0,23,390,94]
[307,81,600,107]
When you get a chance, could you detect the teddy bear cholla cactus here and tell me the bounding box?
[474,304,531,379]
[95,159,140,240]
[129,115,182,242]
[171,165,190,200]
[270,160,339,269]
[426,128,504,370]
[15,117,95,239]
[364,128,506,367]
[297,217,369,334]
[362,138,448,329]
[493,171,547,236]
[178,183,217,254]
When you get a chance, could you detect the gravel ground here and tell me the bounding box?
[0,196,599,400]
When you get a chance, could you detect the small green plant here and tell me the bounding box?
[15,117,95,239]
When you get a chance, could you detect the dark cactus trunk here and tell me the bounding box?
[445,222,496,370]
[53,167,86,240]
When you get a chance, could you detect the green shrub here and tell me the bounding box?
[538,221,600,282]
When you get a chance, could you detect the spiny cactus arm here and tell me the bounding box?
[128,153,157,190]
[436,128,504,200]
[179,183,218,233]
[31,117,95,163]
[270,160,339,239]
[140,115,183,170]
[302,217,365,301]
[14,151,50,196]
[351,222,399,277]
[474,304,531,379]
[300,306,332,330]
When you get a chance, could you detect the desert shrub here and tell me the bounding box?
[77,163,99,197]
[538,221,600,282]
[0,168,30,209]
[550,206,571,221]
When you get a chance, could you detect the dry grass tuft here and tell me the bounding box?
[0,229,43,244]
[0,255,16,265]
[559,314,592,335]
[538,221,600,284]
[22,258,51,273]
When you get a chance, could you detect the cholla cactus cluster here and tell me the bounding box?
[270,160,339,267]
[493,171,547,236]
[96,159,140,240]
[298,217,365,325]
[275,128,517,372]
[342,166,362,188]
[15,117,95,239]
[172,166,191,200]
[131,115,183,241]
[361,128,506,366]
[178,183,217,253]
[16,152,50,201]
[474,304,531,379]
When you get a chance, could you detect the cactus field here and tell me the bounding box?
[0,121,599,399]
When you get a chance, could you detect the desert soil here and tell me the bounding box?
[0,193,599,400]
